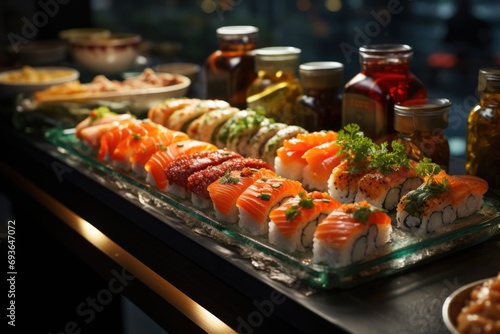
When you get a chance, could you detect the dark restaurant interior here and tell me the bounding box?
[0,1,499,333]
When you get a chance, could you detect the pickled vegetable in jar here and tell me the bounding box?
[204,25,258,109]
[295,61,343,132]
[342,44,427,143]
[394,98,451,171]
[246,46,302,125]
[466,66,500,189]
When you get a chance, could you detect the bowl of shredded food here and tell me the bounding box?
[0,66,80,99]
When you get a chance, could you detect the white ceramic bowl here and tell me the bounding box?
[0,66,79,99]
[69,33,141,74]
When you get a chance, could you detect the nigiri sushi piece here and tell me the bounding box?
[275,130,338,182]
[166,99,230,132]
[312,201,392,268]
[396,171,488,236]
[186,107,239,143]
[97,120,145,163]
[165,149,242,198]
[207,168,277,223]
[236,177,305,235]
[129,129,190,177]
[148,98,201,126]
[261,125,308,166]
[144,140,217,191]
[301,140,343,192]
[354,160,423,211]
[268,191,341,253]
[245,122,288,160]
[187,157,274,209]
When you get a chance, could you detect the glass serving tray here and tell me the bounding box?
[45,127,500,289]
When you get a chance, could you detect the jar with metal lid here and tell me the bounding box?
[342,44,427,142]
[204,25,258,109]
[466,66,500,188]
[246,46,302,124]
[294,61,344,132]
[394,98,451,171]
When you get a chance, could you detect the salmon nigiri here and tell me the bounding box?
[313,201,392,267]
[144,140,217,191]
[207,168,277,223]
[97,121,143,162]
[269,191,341,253]
[301,140,344,192]
[275,130,337,182]
[129,129,190,177]
[236,177,305,236]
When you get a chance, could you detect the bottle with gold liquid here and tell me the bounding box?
[246,46,302,124]
[204,25,258,109]
[394,98,451,172]
[342,44,427,143]
[466,66,500,189]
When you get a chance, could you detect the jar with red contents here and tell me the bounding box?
[342,44,427,142]
[203,25,258,109]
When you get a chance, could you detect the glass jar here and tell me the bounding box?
[466,66,500,189]
[294,61,344,132]
[246,46,303,125]
[394,98,451,171]
[203,25,258,109]
[342,44,427,143]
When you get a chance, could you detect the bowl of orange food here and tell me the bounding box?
[442,273,500,334]
[0,66,79,99]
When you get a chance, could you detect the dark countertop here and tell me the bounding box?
[0,104,499,334]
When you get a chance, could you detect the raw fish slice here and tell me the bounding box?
[313,201,392,267]
[97,120,143,162]
[130,129,190,177]
[269,191,341,253]
[236,177,305,235]
[78,117,137,149]
[275,130,337,181]
[302,140,343,192]
[144,140,217,191]
[208,168,277,223]
[188,157,274,209]
[354,160,423,211]
[165,149,242,198]
[261,125,308,166]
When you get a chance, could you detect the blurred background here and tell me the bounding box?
[1,0,499,158]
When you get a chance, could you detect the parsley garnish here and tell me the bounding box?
[257,193,271,201]
[220,170,239,184]
[403,175,450,216]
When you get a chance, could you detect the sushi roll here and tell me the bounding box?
[274,130,337,182]
[148,98,201,126]
[312,201,392,268]
[97,120,149,164]
[327,160,366,204]
[164,149,242,198]
[144,140,217,191]
[129,129,190,177]
[207,168,277,223]
[187,157,274,209]
[268,191,341,253]
[245,122,288,159]
[301,140,343,192]
[186,107,239,143]
[261,125,308,166]
[396,170,489,236]
[354,160,423,211]
[165,99,230,132]
[236,176,305,235]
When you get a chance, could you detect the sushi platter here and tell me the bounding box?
[44,122,500,289]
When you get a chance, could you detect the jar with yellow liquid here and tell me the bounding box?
[466,66,500,189]
[246,46,302,124]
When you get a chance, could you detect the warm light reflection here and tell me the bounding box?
[325,0,342,12]
[297,0,311,12]
[0,162,236,334]
[200,0,215,14]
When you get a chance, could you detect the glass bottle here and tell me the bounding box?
[203,25,258,109]
[246,46,303,125]
[465,66,500,189]
[394,98,451,171]
[294,61,344,132]
[342,44,427,143]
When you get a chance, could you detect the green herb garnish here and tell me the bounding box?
[403,176,450,216]
[220,170,239,184]
[369,141,410,175]
[336,123,375,173]
[416,158,442,177]
[285,205,302,221]
[348,204,387,224]
[257,193,271,201]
